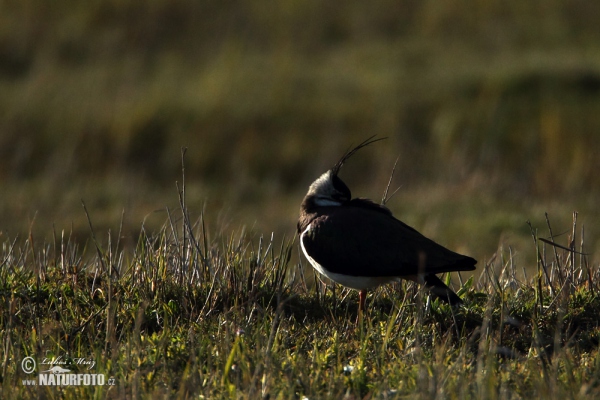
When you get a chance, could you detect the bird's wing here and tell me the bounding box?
[301,206,476,278]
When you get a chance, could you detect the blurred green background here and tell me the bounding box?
[1,0,600,266]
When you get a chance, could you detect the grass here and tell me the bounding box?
[2,177,600,399]
[2,2,600,397]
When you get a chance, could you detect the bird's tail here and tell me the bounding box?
[422,274,463,306]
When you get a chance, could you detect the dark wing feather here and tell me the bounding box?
[302,205,476,278]
[347,198,393,216]
[423,274,464,305]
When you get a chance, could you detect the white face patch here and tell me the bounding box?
[307,171,337,198]
[313,196,342,207]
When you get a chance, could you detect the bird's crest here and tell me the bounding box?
[331,135,386,176]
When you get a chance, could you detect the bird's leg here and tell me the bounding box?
[359,289,367,312]
[357,289,367,324]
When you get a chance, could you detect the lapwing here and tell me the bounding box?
[297,137,476,317]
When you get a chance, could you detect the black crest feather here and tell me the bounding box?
[331,135,387,176]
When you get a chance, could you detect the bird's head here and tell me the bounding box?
[303,136,385,208]
[306,170,352,206]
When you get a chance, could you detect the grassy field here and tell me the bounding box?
[2,192,600,398]
[2,1,600,398]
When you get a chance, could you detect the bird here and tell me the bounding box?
[297,136,477,318]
